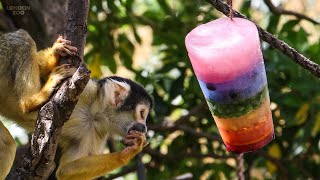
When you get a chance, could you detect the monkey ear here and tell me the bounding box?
[110,80,130,108]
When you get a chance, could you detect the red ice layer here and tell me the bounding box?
[225,130,274,153]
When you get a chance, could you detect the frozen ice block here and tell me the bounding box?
[185,17,274,153]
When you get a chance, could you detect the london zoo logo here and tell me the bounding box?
[6,5,31,15]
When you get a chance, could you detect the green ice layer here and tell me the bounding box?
[207,86,268,118]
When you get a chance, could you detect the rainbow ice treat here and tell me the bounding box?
[185,17,274,153]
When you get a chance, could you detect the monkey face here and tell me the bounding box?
[111,102,150,138]
[97,76,153,138]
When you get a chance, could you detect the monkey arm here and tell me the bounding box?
[37,36,77,77]
[56,131,146,180]
[20,36,77,113]
[56,152,129,180]
[36,48,60,77]
[20,64,76,113]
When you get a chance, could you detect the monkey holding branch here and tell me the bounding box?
[0,30,153,180]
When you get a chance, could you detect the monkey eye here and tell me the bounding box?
[140,110,145,119]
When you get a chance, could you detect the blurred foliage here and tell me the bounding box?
[85,0,319,179]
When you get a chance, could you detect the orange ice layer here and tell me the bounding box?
[213,99,273,145]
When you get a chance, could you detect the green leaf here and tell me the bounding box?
[101,52,117,73]
[267,14,280,34]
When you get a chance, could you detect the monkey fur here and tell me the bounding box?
[0,30,152,179]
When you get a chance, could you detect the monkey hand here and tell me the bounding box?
[49,64,77,86]
[121,130,147,163]
[52,36,77,57]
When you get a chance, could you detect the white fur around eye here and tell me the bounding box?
[140,109,145,119]
[135,104,149,122]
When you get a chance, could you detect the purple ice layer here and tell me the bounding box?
[198,60,267,104]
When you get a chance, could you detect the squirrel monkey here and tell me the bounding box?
[0,30,153,179]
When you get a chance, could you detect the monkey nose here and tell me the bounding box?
[129,123,147,134]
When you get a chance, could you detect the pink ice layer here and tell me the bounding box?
[185,18,263,83]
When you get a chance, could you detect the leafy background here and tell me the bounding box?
[2,0,320,179]
[83,0,320,179]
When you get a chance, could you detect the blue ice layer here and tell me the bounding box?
[198,61,267,104]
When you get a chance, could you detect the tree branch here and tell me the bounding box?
[8,0,90,179]
[149,123,222,143]
[263,0,320,25]
[205,0,320,78]
[38,0,69,45]
[175,103,207,125]
[135,153,146,180]
[0,12,16,32]
[143,146,234,161]
[148,102,222,143]
[0,0,68,47]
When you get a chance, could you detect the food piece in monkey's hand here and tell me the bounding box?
[121,130,148,160]
[123,130,148,147]
[124,122,148,148]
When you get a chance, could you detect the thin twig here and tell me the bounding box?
[143,146,234,161]
[264,0,320,25]
[175,102,207,125]
[148,124,222,142]
[148,102,222,143]
[205,0,320,78]
[135,153,146,180]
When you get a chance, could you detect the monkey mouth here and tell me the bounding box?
[127,123,147,134]
[118,122,147,139]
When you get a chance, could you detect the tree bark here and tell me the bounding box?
[7,0,90,179]
[0,0,68,48]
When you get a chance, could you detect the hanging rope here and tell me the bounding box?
[229,0,233,20]
[205,0,320,78]
[236,153,245,180]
